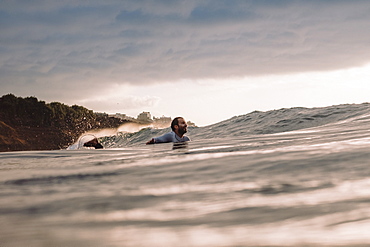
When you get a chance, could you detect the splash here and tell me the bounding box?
[67,122,166,149]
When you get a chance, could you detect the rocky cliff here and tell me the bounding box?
[0,94,132,152]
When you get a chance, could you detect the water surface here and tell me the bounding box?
[1,104,370,246]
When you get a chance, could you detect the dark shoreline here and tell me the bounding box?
[0,94,134,152]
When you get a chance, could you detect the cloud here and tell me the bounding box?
[1,0,370,102]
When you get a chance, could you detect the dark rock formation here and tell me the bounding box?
[0,94,132,152]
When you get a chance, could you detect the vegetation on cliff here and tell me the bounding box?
[0,94,131,152]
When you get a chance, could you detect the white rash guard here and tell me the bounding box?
[153,131,190,143]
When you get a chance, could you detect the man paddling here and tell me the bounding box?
[146,117,190,144]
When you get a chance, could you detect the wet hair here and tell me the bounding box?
[171,117,183,131]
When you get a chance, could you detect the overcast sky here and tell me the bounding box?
[1,0,370,126]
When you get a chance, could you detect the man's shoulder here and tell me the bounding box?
[161,131,176,138]
[153,131,175,143]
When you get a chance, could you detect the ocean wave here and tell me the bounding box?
[95,103,370,148]
[193,103,370,138]
[5,172,118,186]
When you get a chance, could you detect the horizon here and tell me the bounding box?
[1,1,370,126]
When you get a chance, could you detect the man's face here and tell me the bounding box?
[176,118,187,135]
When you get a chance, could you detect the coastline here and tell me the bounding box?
[0,94,134,152]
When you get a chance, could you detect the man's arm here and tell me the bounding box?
[146,132,174,144]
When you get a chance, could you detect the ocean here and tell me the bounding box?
[1,103,370,247]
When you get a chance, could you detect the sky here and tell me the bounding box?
[1,0,370,126]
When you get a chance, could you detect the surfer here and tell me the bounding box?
[146,117,190,144]
[83,137,104,149]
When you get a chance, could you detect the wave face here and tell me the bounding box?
[100,103,370,147]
